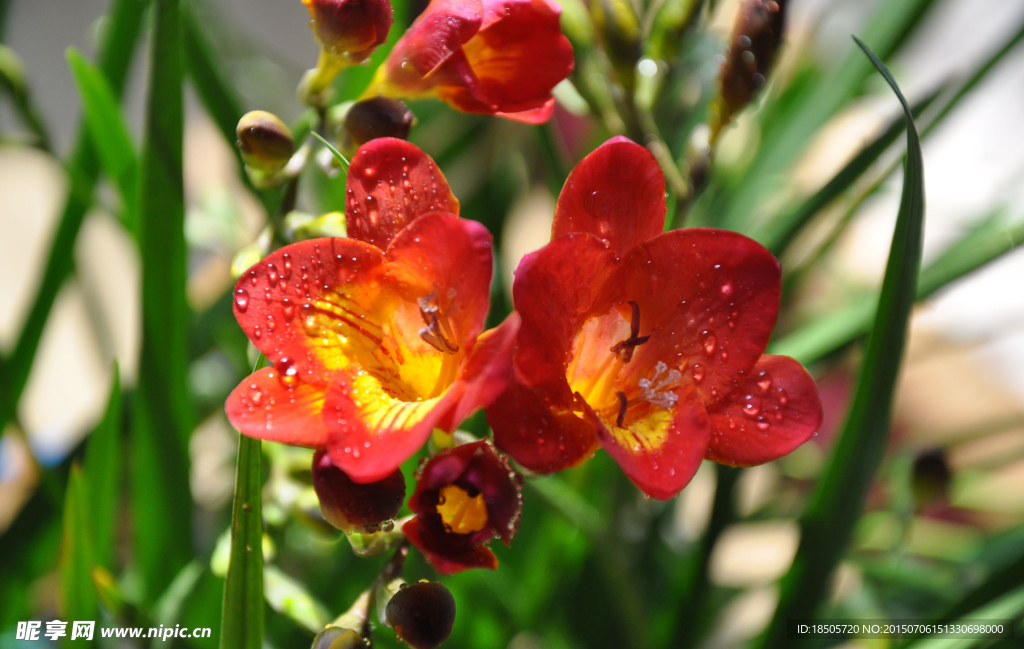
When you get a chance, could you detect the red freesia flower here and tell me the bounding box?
[225,138,519,483]
[362,0,574,123]
[487,137,823,500]
[403,440,522,573]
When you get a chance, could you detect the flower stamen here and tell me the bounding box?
[638,361,682,409]
[418,294,459,354]
[610,301,651,363]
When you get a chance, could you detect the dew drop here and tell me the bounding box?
[742,395,761,417]
[234,288,249,312]
[757,372,772,393]
[276,357,298,387]
[266,263,279,283]
[281,298,295,319]
[692,363,705,383]
[702,331,717,355]
[253,324,262,340]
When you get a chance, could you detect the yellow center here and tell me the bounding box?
[436,485,488,534]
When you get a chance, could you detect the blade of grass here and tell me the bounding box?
[83,365,123,571]
[0,44,53,151]
[181,3,275,215]
[770,210,1024,365]
[757,38,925,649]
[59,466,98,639]
[66,48,138,234]
[131,0,194,603]
[758,17,1024,256]
[220,356,266,649]
[0,0,147,434]
[311,131,350,171]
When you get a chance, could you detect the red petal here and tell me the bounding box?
[594,384,710,500]
[496,100,556,124]
[436,0,573,116]
[705,355,822,466]
[618,228,781,406]
[552,137,666,256]
[383,0,482,84]
[510,232,618,388]
[488,373,599,473]
[225,366,329,447]
[403,517,498,574]
[232,238,386,386]
[346,139,460,249]
[436,313,520,432]
[384,212,492,348]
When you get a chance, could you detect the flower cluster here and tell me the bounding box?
[223,2,821,645]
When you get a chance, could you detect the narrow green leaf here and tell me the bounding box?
[82,364,122,570]
[220,410,265,649]
[66,48,137,232]
[0,0,147,434]
[770,210,1024,365]
[131,0,193,603]
[181,4,274,215]
[59,466,98,644]
[311,131,350,171]
[0,43,53,151]
[755,87,941,254]
[758,39,926,649]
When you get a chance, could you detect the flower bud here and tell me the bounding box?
[385,581,456,649]
[312,626,367,649]
[716,0,788,135]
[312,449,406,533]
[912,448,952,511]
[303,0,393,61]
[236,111,294,175]
[344,97,415,148]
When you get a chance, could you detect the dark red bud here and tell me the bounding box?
[345,97,415,147]
[303,0,394,61]
[312,449,405,533]
[385,581,456,649]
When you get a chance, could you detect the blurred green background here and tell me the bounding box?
[1,0,1024,648]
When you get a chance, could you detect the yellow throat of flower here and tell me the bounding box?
[437,485,488,535]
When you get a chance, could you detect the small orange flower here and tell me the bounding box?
[225,139,519,483]
[362,0,574,123]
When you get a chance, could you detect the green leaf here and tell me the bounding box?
[131,0,193,603]
[219,424,265,649]
[66,47,137,232]
[0,0,147,435]
[82,364,122,570]
[770,210,1024,365]
[311,131,350,171]
[758,38,926,649]
[59,466,98,640]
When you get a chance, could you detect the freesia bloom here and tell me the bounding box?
[488,137,823,500]
[403,440,522,573]
[361,0,574,124]
[226,138,519,483]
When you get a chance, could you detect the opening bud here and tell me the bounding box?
[312,626,367,649]
[236,110,294,176]
[312,449,406,533]
[303,0,393,60]
[344,97,415,148]
[385,581,456,649]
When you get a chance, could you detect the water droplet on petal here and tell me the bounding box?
[234,288,249,312]
[702,331,717,355]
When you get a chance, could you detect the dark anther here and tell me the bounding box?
[418,295,459,354]
[610,300,651,363]
[615,391,629,428]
